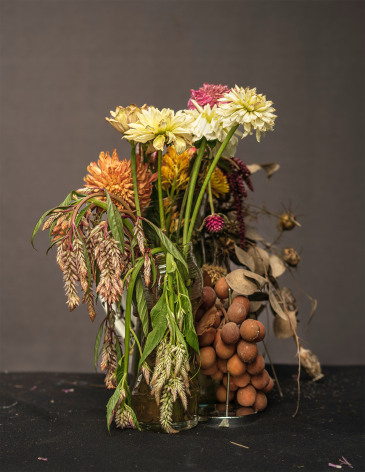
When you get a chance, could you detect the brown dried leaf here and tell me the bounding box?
[269,254,286,278]
[246,163,280,179]
[245,227,266,243]
[306,294,318,326]
[268,290,288,321]
[247,246,270,276]
[234,245,255,272]
[299,347,324,381]
[240,269,268,289]
[273,311,297,339]
[196,306,218,336]
[225,270,258,296]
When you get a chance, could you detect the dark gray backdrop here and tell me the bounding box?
[1,0,364,372]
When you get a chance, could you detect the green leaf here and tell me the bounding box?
[150,253,157,287]
[94,321,105,371]
[128,406,141,431]
[75,203,91,227]
[31,207,59,249]
[142,219,188,276]
[115,356,126,384]
[135,277,149,336]
[45,236,66,255]
[105,190,125,252]
[115,336,123,361]
[106,377,125,431]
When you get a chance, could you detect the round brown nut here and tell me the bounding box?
[201,361,218,376]
[246,354,265,375]
[211,369,224,381]
[222,375,238,391]
[232,295,250,313]
[217,357,228,373]
[215,277,230,299]
[213,311,222,329]
[214,329,222,348]
[215,340,236,360]
[198,327,216,347]
[227,303,247,324]
[236,385,256,407]
[262,377,274,394]
[221,322,240,345]
[237,340,258,364]
[216,385,234,403]
[251,369,270,390]
[240,319,260,342]
[200,346,216,370]
[256,320,266,341]
[236,407,255,416]
[201,287,216,309]
[232,372,251,388]
[227,354,246,377]
[254,392,268,411]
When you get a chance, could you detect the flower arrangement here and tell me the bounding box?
[32,83,320,433]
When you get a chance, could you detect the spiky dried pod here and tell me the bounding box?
[143,253,151,288]
[82,289,96,322]
[141,362,151,385]
[160,383,178,434]
[42,211,61,231]
[57,240,80,311]
[169,377,187,410]
[73,237,89,292]
[133,218,146,255]
[115,403,136,429]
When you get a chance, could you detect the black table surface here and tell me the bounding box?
[1,365,364,472]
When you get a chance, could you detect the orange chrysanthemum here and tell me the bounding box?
[84,149,155,211]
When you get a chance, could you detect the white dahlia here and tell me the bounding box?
[124,107,193,154]
[217,85,277,142]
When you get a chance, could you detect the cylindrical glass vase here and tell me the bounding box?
[131,243,203,432]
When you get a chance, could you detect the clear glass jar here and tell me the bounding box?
[131,243,203,432]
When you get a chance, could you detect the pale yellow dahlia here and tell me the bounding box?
[161,146,193,191]
[84,149,155,211]
[124,107,193,154]
[187,103,226,142]
[217,85,277,142]
[105,104,148,135]
[210,167,229,197]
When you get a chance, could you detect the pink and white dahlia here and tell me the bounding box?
[188,83,230,110]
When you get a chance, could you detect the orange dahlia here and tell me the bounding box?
[84,149,156,211]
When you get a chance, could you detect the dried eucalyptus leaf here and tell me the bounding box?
[306,295,318,326]
[245,227,266,243]
[269,254,286,278]
[248,301,263,313]
[247,246,270,276]
[226,270,258,296]
[273,311,297,339]
[241,269,268,289]
[235,245,255,272]
[246,162,280,179]
[269,290,288,321]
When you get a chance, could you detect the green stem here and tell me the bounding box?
[130,144,142,218]
[165,180,177,237]
[186,125,238,243]
[208,180,215,214]
[182,138,207,245]
[157,150,166,231]
[175,177,191,243]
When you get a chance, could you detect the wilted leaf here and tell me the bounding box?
[269,254,286,278]
[226,269,258,296]
[245,227,266,243]
[240,269,268,289]
[273,311,297,339]
[268,289,289,321]
[246,162,280,179]
[306,294,318,326]
[235,245,255,272]
[247,246,270,276]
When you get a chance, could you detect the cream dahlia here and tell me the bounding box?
[217,85,277,142]
[124,107,193,154]
[106,104,148,134]
[84,149,155,211]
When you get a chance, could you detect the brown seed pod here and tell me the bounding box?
[227,354,246,377]
[227,303,247,324]
[216,385,234,403]
[256,321,266,341]
[231,295,250,313]
[237,340,258,364]
[246,354,265,375]
[196,306,218,336]
[282,247,301,267]
[201,286,216,309]
[217,357,228,373]
[236,407,255,416]
[278,212,299,231]
[221,322,240,345]
[215,277,230,299]
[262,377,274,394]
[195,307,205,322]
[222,375,238,391]
[254,392,268,411]
[211,369,224,381]
[236,385,256,407]
[239,319,260,342]
[215,339,236,360]
[213,310,222,329]
[200,346,216,370]
[251,369,270,390]
[232,372,251,388]
[201,361,218,376]
[198,327,216,347]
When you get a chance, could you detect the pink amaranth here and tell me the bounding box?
[205,214,225,233]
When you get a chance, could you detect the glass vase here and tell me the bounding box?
[131,243,203,432]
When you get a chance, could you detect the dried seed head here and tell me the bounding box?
[282,248,301,267]
[278,212,299,231]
